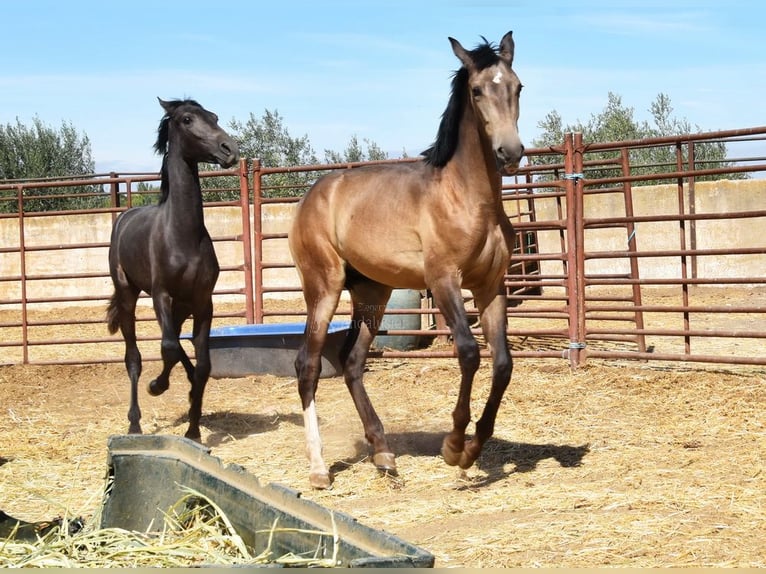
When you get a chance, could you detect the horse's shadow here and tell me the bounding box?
[168,412,589,487]
[170,411,304,448]
[330,431,590,488]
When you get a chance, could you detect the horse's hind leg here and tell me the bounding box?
[343,281,395,473]
[293,272,344,489]
[108,285,143,434]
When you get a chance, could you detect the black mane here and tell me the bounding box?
[422,38,502,167]
[154,98,202,204]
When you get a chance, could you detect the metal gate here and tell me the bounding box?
[2,128,765,367]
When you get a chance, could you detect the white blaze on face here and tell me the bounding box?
[492,70,503,84]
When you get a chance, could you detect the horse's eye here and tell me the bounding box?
[471,86,482,98]
[182,115,193,124]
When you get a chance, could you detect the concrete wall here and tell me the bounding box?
[0,206,252,307]
[1,179,765,307]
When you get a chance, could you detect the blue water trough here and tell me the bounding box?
[183,321,351,379]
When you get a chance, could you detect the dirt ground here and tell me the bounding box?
[1,346,765,567]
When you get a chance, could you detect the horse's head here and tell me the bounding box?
[156,98,240,168]
[450,31,524,174]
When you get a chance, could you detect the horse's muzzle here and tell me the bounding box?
[219,154,240,169]
[495,141,524,175]
[217,140,240,168]
[499,159,521,175]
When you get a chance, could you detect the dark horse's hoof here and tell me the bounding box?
[147,378,169,396]
[184,430,202,442]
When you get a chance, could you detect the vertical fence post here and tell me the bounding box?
[109,172,120,219]
[573,132,587,367]
[562,133,586,367]
[16,185,29,364]
[562,133,578,367]
[238,158,255,323]
[675,143,692,355]
[620,147,647,353]
[251,159,264,323]
[687,141,698,279]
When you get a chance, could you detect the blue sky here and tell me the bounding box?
[2,0,765,173]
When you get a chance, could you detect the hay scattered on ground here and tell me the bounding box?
[1,354,765,567]
[0,485,339,568]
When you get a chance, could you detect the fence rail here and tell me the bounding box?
[2,128,766,368]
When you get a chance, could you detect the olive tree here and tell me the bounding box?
[0,117,100,212]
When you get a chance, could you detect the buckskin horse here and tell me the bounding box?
[288,32,524,488]
[107,98,239,440]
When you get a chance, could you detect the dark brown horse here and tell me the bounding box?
[288,32,524,488]
[107,98,239,440]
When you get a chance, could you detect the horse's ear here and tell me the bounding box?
[158,97,172,114]
[449,37,474,70]
[499,31,514,66]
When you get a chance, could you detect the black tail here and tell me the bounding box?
[106,291,121,335]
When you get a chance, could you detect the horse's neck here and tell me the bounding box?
[161,155,206,236]
[450,104,502,201]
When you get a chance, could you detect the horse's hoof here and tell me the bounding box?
[128,425,142,435]
[441,436,463,467]
[373,452,398,475]
[147,379,169,396]
[458,438,481,469]
[309,472,333,490]
[184,429,201,442]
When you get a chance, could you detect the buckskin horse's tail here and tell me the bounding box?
[106,291,121,335]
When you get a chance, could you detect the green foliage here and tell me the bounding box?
[323,134,388,164]
[197,167,243,203]
[231,109,320,169]
[0,108,401,209]
[531,92,743,184]
[227,110,390,199]
[0,116,102,212]
[226,109,320,198]
[120,181,161,207]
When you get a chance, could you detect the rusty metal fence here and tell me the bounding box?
[0,160,254,365]
[2,128,766,368]
[507,128,766,367]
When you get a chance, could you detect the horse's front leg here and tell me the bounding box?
[147,290,182,397]
[430,279,481,468]
[461,288,513,467]
[171,304,196,384]
[344,283,396,474]
[185,301,213,441]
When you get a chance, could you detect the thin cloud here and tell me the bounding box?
[575,10,708,35]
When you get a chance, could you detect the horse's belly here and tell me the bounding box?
[347,251,427,289]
